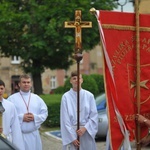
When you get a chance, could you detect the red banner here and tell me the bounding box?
[97,10,150,149]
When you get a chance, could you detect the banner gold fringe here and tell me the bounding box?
[102,24,150,32]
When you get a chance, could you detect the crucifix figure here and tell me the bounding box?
[63,10,93,150]
[64,10,92,53]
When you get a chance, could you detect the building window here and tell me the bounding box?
[50,76,57,89]
[11,56,20,64]
[11,75,20,94]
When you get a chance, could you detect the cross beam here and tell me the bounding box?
[64,10,92,53]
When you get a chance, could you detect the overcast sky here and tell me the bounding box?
[113,1,134,12]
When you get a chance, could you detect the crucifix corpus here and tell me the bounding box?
[64,10,92,149]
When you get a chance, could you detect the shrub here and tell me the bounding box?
[82,74,98,96]
[40,94,62,104]
[63,77,71,92]
[90,74,104,94]
[54,86,65,94]
[40,94,62,127]
[44,103,60,127]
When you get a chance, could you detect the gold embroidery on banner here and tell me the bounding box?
[142,38,150,52]
[111,38,134,71]
[102,24,150,32]
[113,114,136,123]
[125,114,135,121]
[130,80,149,90]
[128,64,150,105]
[113,113,150,123]
[111,37,150,70]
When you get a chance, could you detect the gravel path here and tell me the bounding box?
[41,132,62,150]
[40,131,106,150]
[41,131,150,150]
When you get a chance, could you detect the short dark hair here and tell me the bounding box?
[71,71,78,77]
[0,80,5,87]
[70,71,82,78]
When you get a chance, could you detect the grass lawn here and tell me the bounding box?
[40,94,62,105]
[40,124,60,133]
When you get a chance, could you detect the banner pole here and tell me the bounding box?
[135,0,141,150]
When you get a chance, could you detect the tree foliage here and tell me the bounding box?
[0,0,117,94]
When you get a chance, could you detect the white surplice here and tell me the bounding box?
[60,88,98,150]
[7,91,48,150]
[2,98,25,150]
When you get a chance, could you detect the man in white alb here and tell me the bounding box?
[0,79,25,150]
[60,71,98,150]
[7,74,48,150]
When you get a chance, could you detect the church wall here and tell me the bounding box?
[139,0,150,14]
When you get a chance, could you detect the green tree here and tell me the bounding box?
[0,0,117,94]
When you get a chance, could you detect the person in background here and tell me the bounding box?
[7,74,48,150]
[136,114,150,127]
[60,71,98,150]
[0,79,25,150]
[136,114,150,146]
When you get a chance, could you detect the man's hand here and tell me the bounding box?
[23,113,34,122]
[136,114,147,124]
[76,127,87,137]
[72,139,80,148]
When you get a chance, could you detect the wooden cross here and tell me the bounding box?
[64,10,92,150]
[64,10,92,53]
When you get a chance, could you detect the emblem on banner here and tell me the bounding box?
[128,64,150,104]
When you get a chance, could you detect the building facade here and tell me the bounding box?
[0,56,24,96]
[0,44,103,96]
[139,0,150,14]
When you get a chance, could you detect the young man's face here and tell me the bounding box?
[19,78,32,92]
[70,75,83,89]
[0,85,5,99]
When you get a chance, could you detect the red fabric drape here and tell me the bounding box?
[98,10,150,149]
